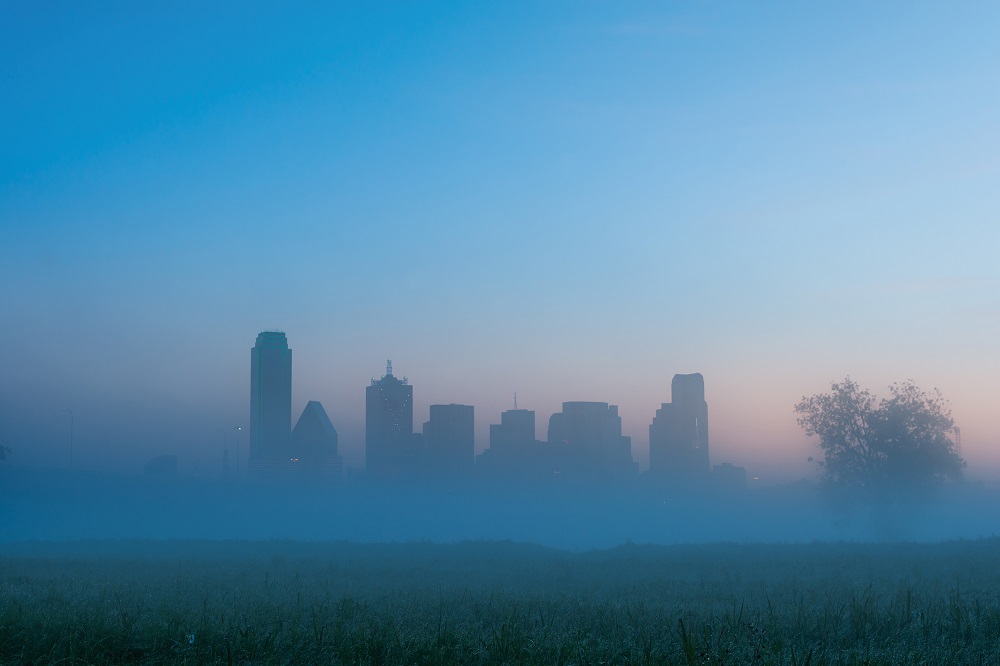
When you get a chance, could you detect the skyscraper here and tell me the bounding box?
[649,373,710,484]
[365,360,413,477]
[477,407,552,479]
[289,400,343,480]
[249,331,292,464]
[547,402,634,478]
[291,400,339,461]
[423,403,474,476]
[489,408,535,453]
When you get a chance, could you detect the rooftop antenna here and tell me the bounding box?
[386,359,392,376]
[514,392,518,410]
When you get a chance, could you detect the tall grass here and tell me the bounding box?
[2,539,999,664]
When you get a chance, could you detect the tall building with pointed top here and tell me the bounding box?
[365,360,414,477]
[292,400,339,461]
[287,400,343,480]
[250,331,292,463]
[649,373,710,484]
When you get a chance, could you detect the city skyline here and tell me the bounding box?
[5,327,936,486]
[1,314,992,483]
[250,329,740,484]
[0,323,990,483]
[1,4,997,480]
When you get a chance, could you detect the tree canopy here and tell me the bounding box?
[795,378,963,497]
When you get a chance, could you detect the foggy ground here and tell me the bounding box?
[3,467,1000,548]
[5,468,1000,663]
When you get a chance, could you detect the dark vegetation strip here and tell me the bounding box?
[2,539,1000,664]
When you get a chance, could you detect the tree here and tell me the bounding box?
[795,378,963,499]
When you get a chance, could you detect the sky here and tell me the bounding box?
[1,2,998,481]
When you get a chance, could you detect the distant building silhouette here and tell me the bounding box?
[249,331,292,463]
[423,404,474,476]
[247,332,342,483]
[712,462,747,490]
[286,400,343,480]
[478,407,556,480]
[292,400,339,459]
[490,408,536,452]
[547,402,634,479]
[649,373,710,484]
[366,360,414,477]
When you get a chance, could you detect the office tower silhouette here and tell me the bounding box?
[250,331,292,463]
[649,373,710,484]
[423,403,474,476]
[365,360,414,477]
[292,400,339,459]
[478,407,552,478]
[289,400,343,479]
[490,408,535,452]
[547,402,633,477]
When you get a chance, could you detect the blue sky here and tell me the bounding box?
[2,2,998,478]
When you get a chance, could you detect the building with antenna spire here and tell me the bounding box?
[365,359,415,478]
[490,397,535,454]
[478,401,546,478]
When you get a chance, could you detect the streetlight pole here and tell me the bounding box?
[233,426,242,478]
[62,409,73,472]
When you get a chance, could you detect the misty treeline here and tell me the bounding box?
[3,539,1000,664]
[796,377,964,504]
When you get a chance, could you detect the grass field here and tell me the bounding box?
[2,539,1000,664]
